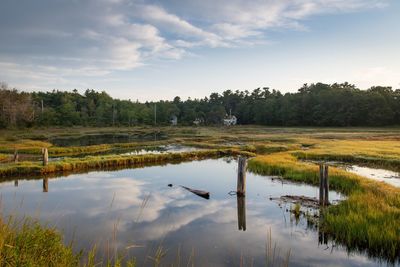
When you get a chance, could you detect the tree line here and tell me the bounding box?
[1,82,399,128]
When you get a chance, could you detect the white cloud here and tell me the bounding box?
[0,0,389,90]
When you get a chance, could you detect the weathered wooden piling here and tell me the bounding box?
[42,148,48,166]
[319,164,329,206]
[43,178,48,192]
[323,165,329,205]
[237,157,247,196]
[237,196,246,231]
[13,149,19,163]
[319,164,324,206]
[14,180,18,187]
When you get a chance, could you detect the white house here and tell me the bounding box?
[193,118,204,126]
[170,115,178,126]
[223,115,237,126]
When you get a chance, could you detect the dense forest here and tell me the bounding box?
[0,82,399,128]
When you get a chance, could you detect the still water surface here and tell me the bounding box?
[0,158,393,266]
[340,164,400,187]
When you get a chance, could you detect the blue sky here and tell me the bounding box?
[0,0,399,101]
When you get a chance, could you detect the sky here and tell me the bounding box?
[0,0,399,101]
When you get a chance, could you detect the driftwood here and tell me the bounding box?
[181,186,210,199]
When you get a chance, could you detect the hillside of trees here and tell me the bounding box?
[1,82,399,128]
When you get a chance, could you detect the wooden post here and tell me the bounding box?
[13,149,19,163]
[319,164,330,206]
[324,165,329,206]
[237,157,247,196]
[237,196,246,231]
[319,164,324,206]
[43,178,48,192]
[42,148,48,166]
[14,180,18,187]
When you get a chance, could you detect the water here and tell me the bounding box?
[47,144,202,162]
[302,160,400,188]
[0,159,393,266]
[119,144,202,156]
[50,132,167,147]
[341,164,400,187]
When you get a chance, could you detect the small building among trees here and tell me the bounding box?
[193,118,204,126]
[170,115,178,126]
[223,114,237,126]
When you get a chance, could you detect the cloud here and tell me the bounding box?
[0,0,388,90]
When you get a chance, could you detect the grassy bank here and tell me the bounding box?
[0,217,79,266]
[0,216,137,266]
[248,152,400,261]
[293,139,400,171]
[0,148,254,178]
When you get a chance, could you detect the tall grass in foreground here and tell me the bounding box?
[248,152,400,263]
[0,216,80,266]
[0,215,138,267]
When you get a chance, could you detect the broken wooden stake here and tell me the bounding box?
[181,186,209,199]
[42,148,48,166]
[13,149,19,163]
[237,156,247,196]
[324,165,329,205]
[319,164,324,206]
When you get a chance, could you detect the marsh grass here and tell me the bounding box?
[0,216,80,266]
[0,215,139,267]
[0,154,8,162]
[248,152,400,262]
[0,149,255,178]
[293,139,400,171]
